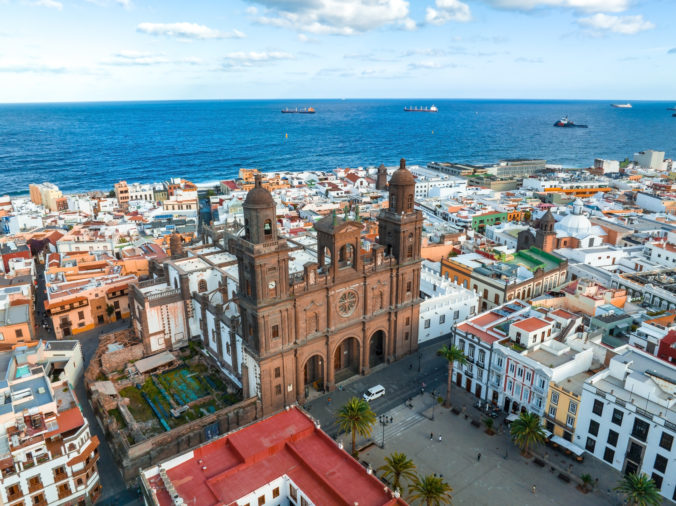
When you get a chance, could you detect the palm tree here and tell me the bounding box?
[408,474,453,505]
[483,417,495,435]
[437,345,467,408]
[509,412,546,457]
[614,473,662,506]
[336,397,376,458]
[379,452,416,494]
[579,473,593,493]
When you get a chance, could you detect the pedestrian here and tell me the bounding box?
[438,435,442,442]
[531,485,536,494]
[409,363,412,370]
[327,397,332,406]
[477,453,481,462]
[430,432,433,440]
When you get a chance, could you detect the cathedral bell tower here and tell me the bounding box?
[377,158,423,264]
[535,208,556,253]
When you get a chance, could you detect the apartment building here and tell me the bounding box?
[0,342,101,505]
[0,294,34,350]
[575,346,676,502]
[28,183,63,212]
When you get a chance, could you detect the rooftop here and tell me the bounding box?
[144,407,405,506]
[512,317,551,333]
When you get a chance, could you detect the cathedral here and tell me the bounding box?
[230,159,424,413]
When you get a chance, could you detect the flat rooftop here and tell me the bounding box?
[145,407,405,506]
[525,348,576,369]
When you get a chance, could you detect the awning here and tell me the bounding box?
[506,413,519,422]
[550,435,584,456]
[542,429,552,438]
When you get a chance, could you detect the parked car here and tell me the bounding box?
[363,385,385,401]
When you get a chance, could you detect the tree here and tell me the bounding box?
[614,473,662,506]
[106,305,115,319]
[336,397,376,458]
[408,474,453,506]
[509,412,546,457]
[579,473,593,493]
[483,417,495,435]
[437,345,467,408]
[378,452,416,494]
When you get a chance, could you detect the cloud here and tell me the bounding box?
[0,62,67,73]
[515,56,543,63]
[247,0,415,35]
[222,51,294,70]
[401,48,451,57]
[479,0,629,13]
[426,0,471,25]
[85,0,132,7]
[27,0,62,9]
[103,50,201,66]
[137,22,245,40]
[343,52,397,62]
[407,60,452,69]
[577,13,654,35]
[669,48,676,54]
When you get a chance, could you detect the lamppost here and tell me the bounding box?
[379,415,392,449]
[430,390,437,421]
[417,352,422,373]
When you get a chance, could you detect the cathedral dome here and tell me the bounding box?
[389,158,415,186]
[244,175,274,209]
[556,212,592,237]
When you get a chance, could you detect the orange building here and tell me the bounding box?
[542,187,613,197]
[440,256,473,288]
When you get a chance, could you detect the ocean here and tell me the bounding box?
[1,99,674,196]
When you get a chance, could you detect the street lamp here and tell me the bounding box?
[379,415,392,449]
[430,390,437,421]
[417,352,422,373]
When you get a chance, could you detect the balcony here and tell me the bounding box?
[491,362,503,372]
[28,478,44,494]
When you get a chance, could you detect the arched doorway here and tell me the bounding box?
[369,330,385,368]
[334,337,360,382]
[304,355,324,395]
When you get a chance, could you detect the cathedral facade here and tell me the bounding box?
[231,159,424,413]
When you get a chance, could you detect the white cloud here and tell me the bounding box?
[0,61,66,73]
[480,0,630,13]
[577,13,654,34]
[103,50,201,66]
[27,0,62,9]
[426,0,471,25]
[248,0,415,35]
[407,60,449,69]
[137,22,245,40]
[222,51,294,69]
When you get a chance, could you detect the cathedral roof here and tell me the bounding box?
[540,208,555,224]
[243,175,274,209]
[389,158,415,186]
[314,213,363,235]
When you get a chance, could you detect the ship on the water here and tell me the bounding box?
[554,116,588,128]
[404,105,438,112]
[611,103,632,108]
[281,107,315,114]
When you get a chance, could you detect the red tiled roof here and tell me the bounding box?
[45,407,85,438]
[512,317,550,333]
[551,309,576,320]
[471,312,503,327]
[148,407,406,506]
[457,323,500,344]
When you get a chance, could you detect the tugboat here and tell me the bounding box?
[611,103,632,108]
[553,116,588,128]
[281,107,315,114]
[404,105,438,112]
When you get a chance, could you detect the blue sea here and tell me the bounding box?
[1,99,675,196]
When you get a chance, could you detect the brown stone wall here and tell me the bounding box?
[101,344,145,374]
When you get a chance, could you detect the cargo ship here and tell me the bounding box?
[611,103,632,108]
[404,105,438,112]
[281,107,315,114]
[553,116,588,128]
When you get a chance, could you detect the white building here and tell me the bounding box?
[0,343,101,505]
[634,150,666,171]
[418,263,478,343]
[408,166,467,199]
[646,232,676,268]
[594,159,620,174]
[575,346,676,502]
[128,182,155,202]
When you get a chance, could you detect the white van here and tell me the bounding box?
[363,385,385,401]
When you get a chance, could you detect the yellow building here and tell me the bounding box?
[29,182,63,211]
[544,371,593,441]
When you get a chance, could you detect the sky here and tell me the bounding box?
[0,0,674,102]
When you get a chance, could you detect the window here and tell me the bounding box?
[33,494,45,505]
[264,219,272,236]
[654,454,668,474]
[538,377,545,389]
[290,485,297,500]
[607,430,618,447]
[478,350,485,365]
[659,432,673,451]
[274,367,281,378]
[54,466,66,479]
[301,497,309,506]
[405,332,409,341]
[568,402,577,415]
[651,473,663,491]
[271,325,279,339]
[258,495,266,506]
[551,392,559,405]
[585,437,596,452]
[589,420,599,437]
[592,399,604,416]
[525,371,531,382]
[6,484,21,499]
[424,319,430,329]
[78,311,84,320]
[603,447,615,463]
[439,314,445,324]
[453,310,459,320]
[406,317,410,326]
[632,418,650,442]
[406,281,412,293]
[517,368,523,378]
[198,279,208,293]
[15,329,23,338]
[566,415,575,427]
[611,408,623,426]
[272,487,280,498]
[509,363,515,374]
[275,385,282,395]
